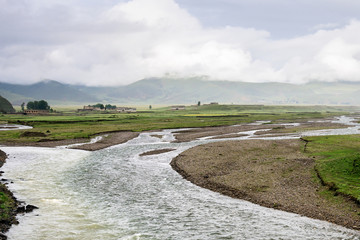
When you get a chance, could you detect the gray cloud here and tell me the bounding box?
[0,0,360,86]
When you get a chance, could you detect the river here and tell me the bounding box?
[1,117,360,239]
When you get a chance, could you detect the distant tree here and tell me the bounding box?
[197,101,201,106]
[21,102,25,111]
[149,105,152,110]
[38,100,50,110]
[26,101,35,110]
[26,100,50,110]
[105,104,117,110]
[93,103,105,109]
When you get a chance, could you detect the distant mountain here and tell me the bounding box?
[0,80,98,105]
[1,78,360,105]
[0,95,15,113]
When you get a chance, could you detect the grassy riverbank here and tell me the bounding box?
[304,135,360,204]
[0,104,355,145]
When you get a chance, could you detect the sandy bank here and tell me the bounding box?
[171,139,360,231]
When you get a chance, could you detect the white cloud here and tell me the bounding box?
[0,0,360,86]
[310,23,340,31]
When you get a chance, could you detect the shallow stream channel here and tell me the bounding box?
[1,116,360,239]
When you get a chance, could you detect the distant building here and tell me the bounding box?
[78,106,103,112]
[24,110,49,115]
[203,102,219,106]
[117,107,137,113]
[171,105,186,110]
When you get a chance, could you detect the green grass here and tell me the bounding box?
[0,184,18,230]
[0,104,355,144]
[304,135,360,202]
[0,191,14,220]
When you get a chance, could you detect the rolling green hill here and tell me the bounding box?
[0,96,15,113]
[0,80,98,105]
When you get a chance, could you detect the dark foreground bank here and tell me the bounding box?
[0,150,39,240]
[0,150,18,239]
[171,139,360,231]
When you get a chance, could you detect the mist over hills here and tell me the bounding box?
[0,80,98,105]
[1,78,360,106]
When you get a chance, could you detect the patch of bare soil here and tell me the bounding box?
[171,139,360,231]
[210,134,248,140]
[70,131,139,151]
[140,148,175,156]
[19,131,46,137]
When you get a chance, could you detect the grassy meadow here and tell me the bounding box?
[305,135,360,203]
[0,104,357,144]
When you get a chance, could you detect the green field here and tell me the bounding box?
[0,104,356,144]
[304,135,360,203]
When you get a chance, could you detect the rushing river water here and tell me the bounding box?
[1,117,360,239]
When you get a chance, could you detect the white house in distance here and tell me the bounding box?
[117,107,137,113]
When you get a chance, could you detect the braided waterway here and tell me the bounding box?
[1,116,360,239]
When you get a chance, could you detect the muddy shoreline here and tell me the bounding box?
[171,139,360,231]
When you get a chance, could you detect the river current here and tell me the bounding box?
[1,117,360,239]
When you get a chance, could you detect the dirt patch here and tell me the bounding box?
[171,139,360,231]
[19,131,46,137]
[70,131,139,151]
[140,148,175,156]
[210,134,248,140]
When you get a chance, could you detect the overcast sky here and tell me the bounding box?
[1,0,360,86]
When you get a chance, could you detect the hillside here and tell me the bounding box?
[1,78,360,105]
[0,96,15,113]
[0,80,98,105]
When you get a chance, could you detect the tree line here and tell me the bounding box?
[90,103,117,110]
[22,100,51,111]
